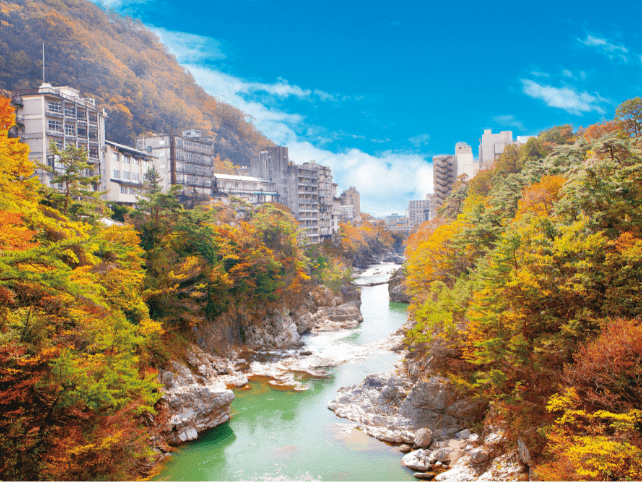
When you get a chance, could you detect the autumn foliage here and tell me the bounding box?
[404,101,642,479]
[0,98,311,480]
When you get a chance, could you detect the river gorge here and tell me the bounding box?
[157,263,415,481]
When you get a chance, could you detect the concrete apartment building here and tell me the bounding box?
[317,165,336,241]
[10,83,106,189]
[102,141,156,206]
[212,174,278,207]
[455,142,479,179]
[251,147,343,244]
[251,146,292,206]
[408,199,430,226]
[432,154,457,216]
[294,161,321,244]
[340,186,361,218]
[136,130,213,196]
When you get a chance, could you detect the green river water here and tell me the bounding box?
[158,264,415,481]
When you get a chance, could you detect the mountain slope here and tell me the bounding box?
[0,0,273,164]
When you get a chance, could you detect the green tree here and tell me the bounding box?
[615,97,642,137]
[40,142,105,219]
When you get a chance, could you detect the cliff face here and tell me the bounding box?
[193,284,362,354]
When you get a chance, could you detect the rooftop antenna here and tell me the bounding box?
[42,42,45,84]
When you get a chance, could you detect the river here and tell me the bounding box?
[158,263,415,481]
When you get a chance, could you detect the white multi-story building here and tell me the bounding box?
[408,199,430,226]
[10,83,106,189]
[455,142,479,180]
[212,173,277,206]
[102,141,156,206]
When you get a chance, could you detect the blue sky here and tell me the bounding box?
[103,0,642,216]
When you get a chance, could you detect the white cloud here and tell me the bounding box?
[94,0,150,9]
[286,142,433,216]
[409,134,430,147]
[578,34,629,62]
[520,79,606,115]
[529,70,550,78]
[153,27,226,63]
[493,114,526,131]
[157,31,431,216]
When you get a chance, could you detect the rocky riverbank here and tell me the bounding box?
[327,360,530,480]
[155,282,365,448]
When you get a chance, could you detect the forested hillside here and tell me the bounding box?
[404,98,642,479]
[0,0,273,164]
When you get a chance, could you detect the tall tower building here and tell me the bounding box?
[251,146,292,206]
[432,154,456,214]
[340,186,361,217]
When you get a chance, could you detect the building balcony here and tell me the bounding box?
[46,129,64,137]
[46,110,64,118]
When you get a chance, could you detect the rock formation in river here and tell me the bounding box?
[158,347,242,444]
[388,267,411,303]
[327,369,529,480]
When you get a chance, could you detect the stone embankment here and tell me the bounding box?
[158,283,364,446]
[328,368,529,480]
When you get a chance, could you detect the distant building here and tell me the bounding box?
[339,204,356,222]
[10,82,106,189]
[251,147,342,244]
[317,165,336,241]
[455,142,479,180]
[251,146,292,206]
[340,186,361,217]
[408,199,430,226]
[432,154,457,215]
[136,130,214,196]
[102,140,156,206]
[212,173,277,206]
[385,213,404,225]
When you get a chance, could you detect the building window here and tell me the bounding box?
[48,102,62,113]
[112,152,119,163]
[123,155,130,163]
[53,139,64,149]
[129,187,136,194]
[146,146,152,154]
[133,173,140,181]
[113,170,120,178]
[65,124,75,136]
[120,185,127,194]
[123,171,130,180]
[64,106,75,117]
[133,158,140,165]
[48,120,63,132]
